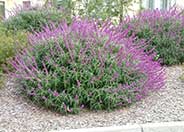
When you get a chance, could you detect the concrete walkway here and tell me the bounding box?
[51,121,184,132]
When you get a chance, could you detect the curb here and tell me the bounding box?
[50,121,184,132]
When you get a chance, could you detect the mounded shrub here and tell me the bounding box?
[9,20,165,114]
[4,7,71,32]
[121,8,184,65]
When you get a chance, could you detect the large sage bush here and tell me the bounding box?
[9,20,165,114]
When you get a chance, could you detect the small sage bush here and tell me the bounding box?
[121,8,184,65]
[9,20,165,114]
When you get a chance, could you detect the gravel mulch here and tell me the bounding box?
[0,66,184,132]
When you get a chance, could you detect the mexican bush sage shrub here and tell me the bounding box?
[9,20,165,114]
[121,8,184,65]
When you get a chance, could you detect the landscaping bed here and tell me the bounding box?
[1,4,184,132]
[0,66,183,132]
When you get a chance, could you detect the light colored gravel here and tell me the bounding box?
[0,66,184,132]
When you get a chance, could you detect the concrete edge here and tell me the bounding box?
[50,121,184,132]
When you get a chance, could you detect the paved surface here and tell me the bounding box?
[143,122,184,132]
[52,122,184,132]
[0,66,184,132]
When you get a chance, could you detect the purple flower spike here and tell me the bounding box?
[53,90,59,97]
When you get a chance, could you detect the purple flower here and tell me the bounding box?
[74,95,79,100]
[53,90,59,97]
[42,96,47,100]
[80,104,85,109]
[127,98,132,104]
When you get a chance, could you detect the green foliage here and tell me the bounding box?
[0,23,28,71]
[57,0,75,18]
[49,0,136,23]
[4,8,71,32]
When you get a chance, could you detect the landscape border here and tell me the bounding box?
[51,121,184,132]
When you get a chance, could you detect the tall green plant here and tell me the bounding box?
[45,0,75,16]
[49,0,137,23]
[81,0,136,23]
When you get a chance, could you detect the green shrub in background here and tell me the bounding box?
[0,23,28,72]
[4,8,71,32]
[46,0,136,23]
[77,0,136,22]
